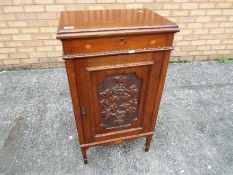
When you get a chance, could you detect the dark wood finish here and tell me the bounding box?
[61,33,173,55]
[57,9,179,164]
[57,9,179,39]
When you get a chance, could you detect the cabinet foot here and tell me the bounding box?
[145,135,153,152]
[81,147,88,164]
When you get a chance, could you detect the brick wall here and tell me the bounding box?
[0,0,233,69]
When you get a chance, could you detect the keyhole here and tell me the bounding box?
[120,38,125,44]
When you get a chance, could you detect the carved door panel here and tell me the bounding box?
[98,73,141,129]
[75,53,163,142]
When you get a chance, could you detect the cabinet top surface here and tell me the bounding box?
[57,9,179,39]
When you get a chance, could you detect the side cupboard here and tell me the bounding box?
[57,9,179,164]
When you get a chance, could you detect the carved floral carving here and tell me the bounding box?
[98,74,141,129]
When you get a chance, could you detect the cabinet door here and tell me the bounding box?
[74,52,163,143]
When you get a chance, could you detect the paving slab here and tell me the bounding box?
[0,61,233,175]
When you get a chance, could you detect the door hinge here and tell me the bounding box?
[80,106,86,119]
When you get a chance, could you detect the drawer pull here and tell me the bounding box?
[119,37,125,44]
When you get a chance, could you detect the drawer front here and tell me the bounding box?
[74,52,164,143]
[62,33,174,55]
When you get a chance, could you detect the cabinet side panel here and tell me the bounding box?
[65,60,85,144]
[141,52,164,132]
[149,51,171,132]
[148,34,174,132]
[74,59,96,143]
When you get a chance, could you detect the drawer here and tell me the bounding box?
[62,33,174,55]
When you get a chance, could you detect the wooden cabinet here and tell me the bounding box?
[57,9,179,164]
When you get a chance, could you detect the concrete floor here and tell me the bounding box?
[0,61,233,175]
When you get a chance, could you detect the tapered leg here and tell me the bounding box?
[81,147,88,164]
[145,135,153,152]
